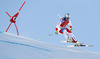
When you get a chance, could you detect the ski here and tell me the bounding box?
[61,40,83,44]
[61,40,93,47]
[67,45,93,47]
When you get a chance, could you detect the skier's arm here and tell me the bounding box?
[55,19,62,34]
[55,28,59,34]
[55,21,60,34]
[69,20,72,31]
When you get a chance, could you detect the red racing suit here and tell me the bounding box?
[55,17,72,34]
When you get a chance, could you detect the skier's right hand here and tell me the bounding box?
[55,31,59,34]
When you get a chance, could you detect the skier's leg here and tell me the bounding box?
[66,28,77,43]
[68,33,77,43]
[63,29,73,42]
[59,28,73,42]
[63,29,69,39]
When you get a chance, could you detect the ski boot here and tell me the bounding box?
[74,42,84,46]
[66,39,74,43]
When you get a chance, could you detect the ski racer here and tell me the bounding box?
[55,13,77,43]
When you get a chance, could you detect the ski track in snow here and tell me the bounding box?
[0,40,51,52]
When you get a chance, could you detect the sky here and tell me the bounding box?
[0,0,100,53]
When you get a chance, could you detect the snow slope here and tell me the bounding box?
[0,31,100,59]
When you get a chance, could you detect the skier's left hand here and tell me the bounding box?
[70,28,72,32]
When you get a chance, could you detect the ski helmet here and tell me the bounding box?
[65,13,70,19]
[65,13,69,17]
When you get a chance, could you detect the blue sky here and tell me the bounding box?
[0,0,100,53]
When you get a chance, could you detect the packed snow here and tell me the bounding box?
[0,31,100,59]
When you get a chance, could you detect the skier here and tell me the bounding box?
[55,13,77,43]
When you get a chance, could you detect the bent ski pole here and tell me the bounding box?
[48,33,56,36]
[38,33,56,40]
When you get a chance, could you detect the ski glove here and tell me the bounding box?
[70,28,72,32]
[55,31,59,34]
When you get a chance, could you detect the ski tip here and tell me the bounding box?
[61,41,63,42]
[67,45,74,47]
[67,46,70,47]
[86,45,93,47]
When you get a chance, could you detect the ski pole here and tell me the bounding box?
[58,14,62,18]
[38,33,56,40]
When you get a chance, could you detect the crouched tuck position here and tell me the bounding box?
[55,13,77,43]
